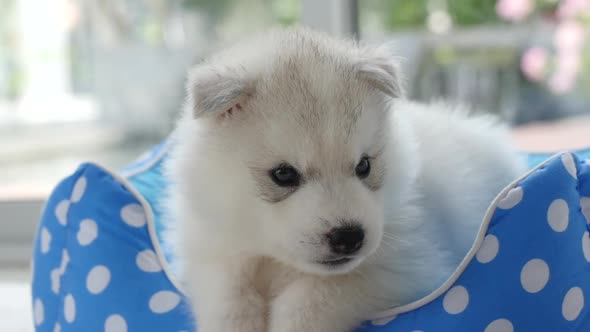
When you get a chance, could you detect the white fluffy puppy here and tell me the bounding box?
[166,27,525,332]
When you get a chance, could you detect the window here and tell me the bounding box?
[0,0,300,199]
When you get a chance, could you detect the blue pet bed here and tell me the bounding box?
[31,142,590,332]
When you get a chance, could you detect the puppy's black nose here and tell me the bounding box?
[326,225,364,255]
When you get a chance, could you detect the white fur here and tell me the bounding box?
[165,27,525,332]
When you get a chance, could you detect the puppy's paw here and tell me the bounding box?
[196,288,266,332]
[269,278,361,332]
[189,259,267,332]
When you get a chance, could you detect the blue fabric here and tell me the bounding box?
[31,144,590,332]
[31,163,193,332]
[527,148,590,169]
[359,153,590,331]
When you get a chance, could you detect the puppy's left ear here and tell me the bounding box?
[186,63,254,119]
[355,44,404,98]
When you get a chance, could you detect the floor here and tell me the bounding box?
[512,116,590,152]
[0,269,33,332]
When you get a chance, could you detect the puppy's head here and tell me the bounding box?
[175,28,405,275]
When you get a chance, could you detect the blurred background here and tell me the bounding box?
[0,0,589,329]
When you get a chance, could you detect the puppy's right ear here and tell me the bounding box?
[355,43,404,98]
[187,64,253,118]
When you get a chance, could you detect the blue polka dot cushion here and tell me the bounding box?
[31,142,590,332]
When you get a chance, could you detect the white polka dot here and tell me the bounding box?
[476,234,499,263]
[71,176,87,203]
[520,258,550,293]
[443,285,469,314]
[497,187,523,209]
[583,232,590,262]
[136,250,162,273]
[149,291,181,314]
[77,219,98,246]
[562,153,577,179]
[563,287,584,321]
[371,315,396,326]
[484,318,513,332]
[59,249,70,275]
[121,204,146,227]
[40,227,52,254]
[86,265,111,294]
[34,298,44,326]
[50,268,61,294]
[581,197,590,224]
[53,323,61,332]
[64,294,76,323]
[548,199,569,232]
[105,314,128,332]
[55,200,70,226]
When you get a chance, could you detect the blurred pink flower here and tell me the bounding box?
[548,71,577,94]
[556,50,582,76]
[521,47,548,81]
[553,20,586,51]
[557,0,590,18]
[62,0,81,30]
[546,47,582,94]
[496,0,534,22]
[547,49,581,93]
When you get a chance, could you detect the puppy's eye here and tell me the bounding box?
[355,156,371,179]
[270,164,300,187]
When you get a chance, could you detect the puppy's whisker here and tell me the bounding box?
[352,269,370,282]
[387,217,419,225]
[299,239,322,246]
[381,233,411,246]
[318,218,331,227]
[381,232,400,239]
[379,240,398,251]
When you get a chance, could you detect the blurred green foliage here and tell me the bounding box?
[182,0,234,20]
[447,0,499,26]
[0,0,21,99]
[362,0,502,29]
[182,0,299,24]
